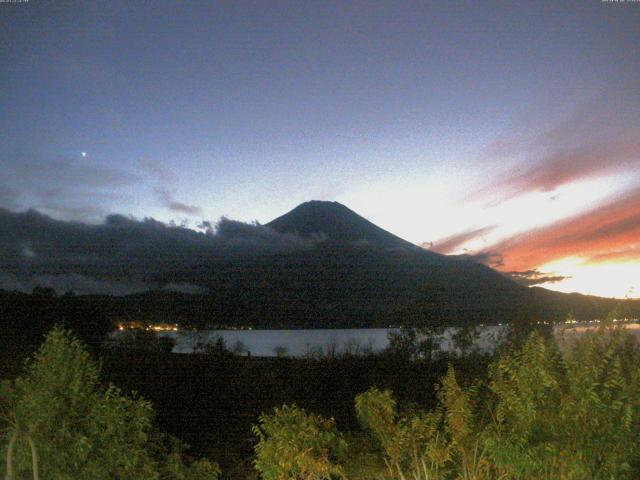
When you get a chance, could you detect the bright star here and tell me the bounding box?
[81,152,87,157]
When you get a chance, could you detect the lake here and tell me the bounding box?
[113,322,640,357]
[161,326,507,356]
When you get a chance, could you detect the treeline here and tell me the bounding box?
[3,276,639,337]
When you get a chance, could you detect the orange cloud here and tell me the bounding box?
[487,138,640,202]
[481,187,640,271]
[470,86,640,206]
[428,225,495,254]
[585,246,640,265]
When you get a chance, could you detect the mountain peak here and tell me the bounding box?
[266,200,416,249]
[293,200,347,210]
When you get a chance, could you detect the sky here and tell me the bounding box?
[1,0,639,298]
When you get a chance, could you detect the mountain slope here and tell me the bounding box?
[266,201,418,250]
[225,200,532,327]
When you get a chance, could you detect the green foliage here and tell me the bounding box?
[162,438,222,480]
[355,388,447,479]
[1,326,159,479]
[253,404,348,479]
[1,326,219,480]
[254,318,640,480]
[486,327,640,479]
[486,332,564,476]
[355,388,397,450]
[438,366,490,480]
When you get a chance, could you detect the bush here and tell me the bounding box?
[486,326,640,479]
[1,326,219,480]
[253,404,348,479]
[203,336,233,358]
[386,327,443,361]
[254,321,640,480]
[355,388,448,479]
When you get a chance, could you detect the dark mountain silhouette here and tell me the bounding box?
[127,201,636,327]
[166,200,524,327]
[266,200,417,250]
[1,201,637,336]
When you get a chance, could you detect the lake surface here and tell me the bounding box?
[114,323,640,357]
[164,326,507,356]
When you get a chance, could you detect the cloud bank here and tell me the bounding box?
[0,155,208,222]
[0,153,139,220]
[0,208,311,295]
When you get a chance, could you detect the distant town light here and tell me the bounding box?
[116,321,179,332]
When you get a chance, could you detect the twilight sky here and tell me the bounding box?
[1,1,639,298]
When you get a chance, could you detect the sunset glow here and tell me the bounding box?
[538,257,640,299]
[1,1,639,299]
[409,174,640,298]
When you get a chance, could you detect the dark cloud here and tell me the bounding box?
[0,272,151,296]
[216,217,308,249]
[471,86,640,205]
[504,270,571,287]
[427,225,496,254]
[142,160,204,216]
[154,186,203,216]
[0,153,139,221]
[458,255,570,286]
[162,282,209,295]
[0,207,313,295]
[13,156,138,190]
[480,138,640,204]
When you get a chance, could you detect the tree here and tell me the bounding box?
[450,324,480,357]
[273,345,288,358]
[253,404,347,480]
[252,312,640,480]
[231,340,248,356]
[117,328,168,352]
[485,326,640,479]
[1,326,219,479]
[386,326,443,360]
[203,336,232,358]
[158,336,177,354]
